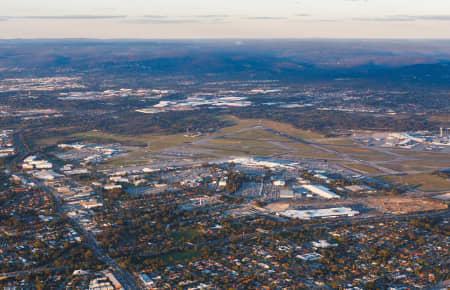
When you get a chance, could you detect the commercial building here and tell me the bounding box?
[279,207,359,220]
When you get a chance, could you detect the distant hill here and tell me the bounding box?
[0,39,449,86]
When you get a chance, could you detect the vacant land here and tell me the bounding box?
[265,201,290,212]
[381,173,450,192]
[364,196,447,214]
[34,136,69,148]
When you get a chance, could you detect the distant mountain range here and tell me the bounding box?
[0,39,449,86]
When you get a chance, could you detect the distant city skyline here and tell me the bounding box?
[1,0,450,38]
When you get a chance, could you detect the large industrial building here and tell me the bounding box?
[300,184,340,199]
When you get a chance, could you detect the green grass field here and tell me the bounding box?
[401,160,450,168]
[284,142,322,152]
[207,138,280,148]
[219,116,324,140]
[342,163,384,174]
[73,131,149,145]
[325,145,388,156]
[290,151,341,160]
[391,150,450,161]
[229,128,290,141]
[73,131,202,151]
[382,163,434,173]
[171,229,202,242]
[314,139,359,146]
[159,250,201,264]
[350,154,394,162]
[194,144,283,156]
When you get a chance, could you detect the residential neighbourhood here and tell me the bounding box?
[0,39,450,289]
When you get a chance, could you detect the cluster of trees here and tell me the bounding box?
[433,169,450,179]
[22,108,232,150]
[224,171,247,194]
[0,213,102,275]
[409,216,449,236]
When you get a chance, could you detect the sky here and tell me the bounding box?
[1,0,450,39]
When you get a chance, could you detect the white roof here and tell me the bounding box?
[280,207,359,219]
[301,184,340,199]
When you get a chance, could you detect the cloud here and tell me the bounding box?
[246,16,289,20]
[2,14,208,24]
[141,14,230,23]
[121,14,232,25]
[125,17,200,24]
[353,15,450,22]
[353,16,412,22]
[194,15,231,24]
[317,19,340,22]
[143,15,169,19]
[415,15,450,21]
[5,15,127,20]
[195,14,230,18]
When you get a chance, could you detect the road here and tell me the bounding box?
[4,207,446,284]
[0,266,69,279]
[5,127,447,288]
[190,124,446,181]
[5,131,141,290]
[137,209,450,259]
[77,227,140,290]
[4,131,28,174]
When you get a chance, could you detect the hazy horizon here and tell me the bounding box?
[2,0,450,39]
